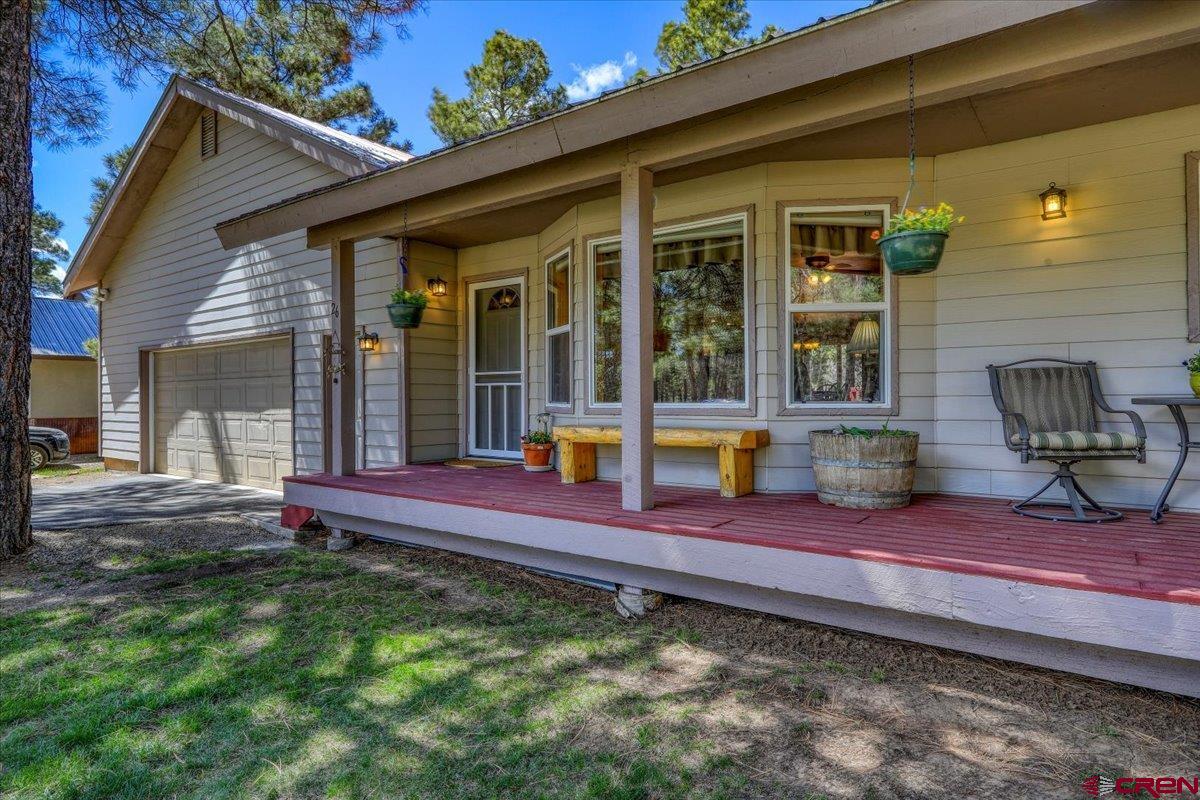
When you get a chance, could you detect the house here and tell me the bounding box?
[65,0,1200,696]
[30,296,98,454]
[63,75,411,487]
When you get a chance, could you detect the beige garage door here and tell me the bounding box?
[153,337,292,489]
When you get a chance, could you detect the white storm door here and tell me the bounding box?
[467,277,525,458]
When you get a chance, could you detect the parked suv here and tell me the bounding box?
[29,426,70,470]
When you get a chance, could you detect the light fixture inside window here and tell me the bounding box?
[356,325,379,353]
[427,276,447,297]
[847,318,880,354]
[1039,182,1067,220]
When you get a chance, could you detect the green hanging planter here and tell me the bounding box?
[878,229,948,276]
[387,302,425,329]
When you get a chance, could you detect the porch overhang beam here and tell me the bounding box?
[619,163,654,511]
[217,0,1121,250]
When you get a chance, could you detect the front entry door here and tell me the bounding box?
[468,277,525,458]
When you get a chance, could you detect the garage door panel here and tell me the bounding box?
[155,338,292,490]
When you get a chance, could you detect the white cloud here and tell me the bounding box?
[565,52,638,102]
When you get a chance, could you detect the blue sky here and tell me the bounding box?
[34,0,869,263]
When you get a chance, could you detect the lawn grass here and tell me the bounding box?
[0,547,759,800]
[31,462,104,480]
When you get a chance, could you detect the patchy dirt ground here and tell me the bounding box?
[3,519,1197,799]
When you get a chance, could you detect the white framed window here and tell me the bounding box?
[784,205,892,410]
[545,247,571,407]
[588,213,751,410]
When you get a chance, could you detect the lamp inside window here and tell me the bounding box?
[1039,182,1067,220]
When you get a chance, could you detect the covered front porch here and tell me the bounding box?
[284,464,1200,698]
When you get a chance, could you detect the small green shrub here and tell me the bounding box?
[835,421,915,438]
[1186,351,1200,373]
[521,430,553,445]
[390,287,429,308]
[884,202,963,236]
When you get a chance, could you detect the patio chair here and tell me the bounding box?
[986,358,1146,523]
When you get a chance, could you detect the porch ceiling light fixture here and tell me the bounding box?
[1039,182,1067,220]
[427,276,448,296]
[356,325,380,354]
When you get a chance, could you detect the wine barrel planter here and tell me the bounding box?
[809,429,919,509]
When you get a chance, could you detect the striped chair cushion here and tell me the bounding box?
[1010,431,1142,450]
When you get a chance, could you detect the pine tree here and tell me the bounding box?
[86,144,132,226]
[31,205,67,295]
[169,0,412,148]
[428,30,568,146]
[653,0,778,72]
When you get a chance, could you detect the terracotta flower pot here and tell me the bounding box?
[521,442,554,472]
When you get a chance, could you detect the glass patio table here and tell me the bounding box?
[1131,396,1200,523]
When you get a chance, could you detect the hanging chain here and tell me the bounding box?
[398,201,409,282]
[901,53,917,213]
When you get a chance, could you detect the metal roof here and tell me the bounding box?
[31,296,98,358]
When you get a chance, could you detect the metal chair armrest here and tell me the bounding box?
[1000,411,1031,451]
[1110,407,1147,441]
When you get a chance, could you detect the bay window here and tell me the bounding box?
[545,248,571,407]
[590,215,750,408]
[784,206,891,409]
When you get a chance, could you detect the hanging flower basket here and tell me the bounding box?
[878,230,948,276]
[387,302,424,329]
[878,202,962,276]
[387,288,429,329]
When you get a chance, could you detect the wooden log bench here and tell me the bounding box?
[552,426,770,498]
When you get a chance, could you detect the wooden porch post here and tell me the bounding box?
[330,239,356,476]
[620,162,654,511]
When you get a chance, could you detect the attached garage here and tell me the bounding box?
[152,337,293,489]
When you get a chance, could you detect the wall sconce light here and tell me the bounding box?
[356,325,379,354]
[1039,182,1067,220]
[427,276,447,297]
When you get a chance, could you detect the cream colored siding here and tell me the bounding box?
[30,358,97,418]
[435,162,937,492]
[406,241,460,462]
[932,103,1200,510]
[100,112,398,479]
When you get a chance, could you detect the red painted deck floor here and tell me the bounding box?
[286,464,1200,607]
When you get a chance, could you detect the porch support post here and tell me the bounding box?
[330,239,356,476]
[619,162,654,511]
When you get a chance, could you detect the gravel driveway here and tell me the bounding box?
[32,473,284,530]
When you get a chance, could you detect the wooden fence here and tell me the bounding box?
[31,416,98,455]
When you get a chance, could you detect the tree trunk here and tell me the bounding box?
[0,0,33,558]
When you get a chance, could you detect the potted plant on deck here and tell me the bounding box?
[1185,352,1200,397]
[809,422,919,509]
[521,413,555,472]
[877,202,963,276]
[387,287,429,329]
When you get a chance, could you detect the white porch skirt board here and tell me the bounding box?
[286,481,1200,698]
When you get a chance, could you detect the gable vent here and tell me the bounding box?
[200,109,218,159]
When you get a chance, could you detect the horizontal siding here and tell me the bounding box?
[100,111,397,476]
[933,102,1200,510]
[406,241,459,462]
